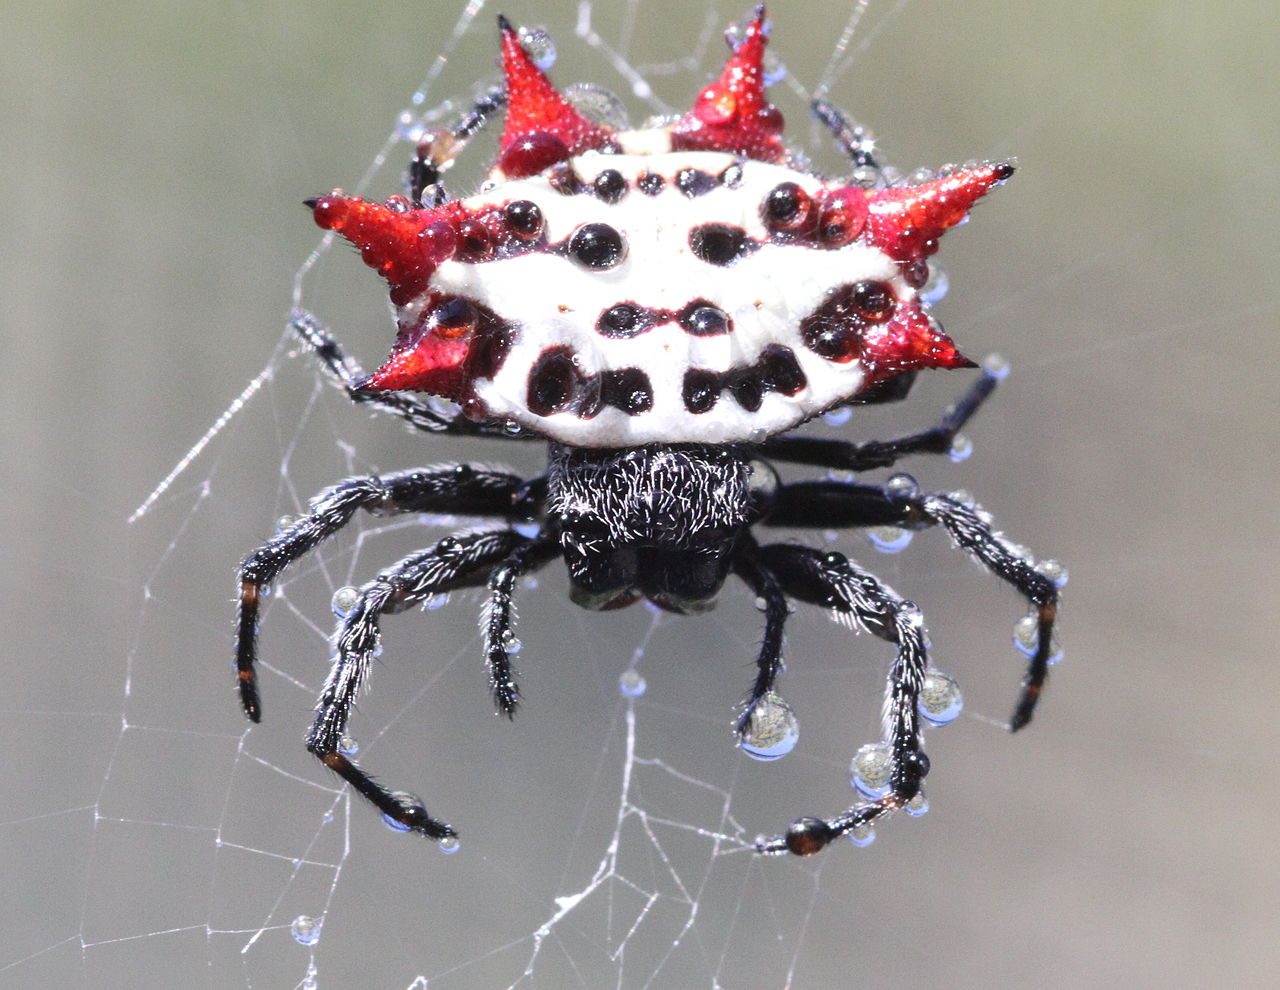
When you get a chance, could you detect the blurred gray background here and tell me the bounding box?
[4,0,1276,987]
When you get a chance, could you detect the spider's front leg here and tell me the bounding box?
[759,361,1002,472]
[766,480,1061,731]
[749,544,933,856]
[309,529,531,840]
[235,464,526,721]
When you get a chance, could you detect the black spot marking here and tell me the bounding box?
[682,369,720,414]
[592,169,627,203]
[689,223,754,266]
[762,181,813,232]
[758,345,806,395]
[678,301,733,336]
[800,281,897,362]
[680,346,809,416]
[601,368,653,415]
[676,168,717,197]
[568,223,627,270]
[725,368,764,412]
[637,171,665,196]
[527,347,578,415]
[503,199,543,239]
[719,162,745,188]
[596,302,656,338]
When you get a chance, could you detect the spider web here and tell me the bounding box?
[7,0,1280,987]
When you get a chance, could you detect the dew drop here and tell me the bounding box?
[949,489,975,508]
[501,630,522,654]
[1013,615,1064,663]
[982,353,1011,379]
[422,592,449,610]
[739,692,800,761]
[747,459,779,498]
[822,406,853,426]
[564,82,629,129]
[1035,559,1069,588]
[920,265,950,305]
[618,669,647,697]
[949,434,973,462]
[885,472,920,498]
[514,520,541,538]
[847,822,876,847]
[331,585,360,618]
[274,514,297,533]
[851,165,882,188]
[382,791,423,833]
[438,835,461,854]
[851,742,893,798]
[338,734,359,756]
[918,669,963,726]
[291,915,322,946]
[867,526,913,553]
[517,25,556,69]
[904,791,930,817]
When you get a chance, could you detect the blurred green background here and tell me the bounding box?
[3,0,1276,987]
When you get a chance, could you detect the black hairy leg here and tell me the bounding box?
[758,362,1000,472]
[483,534,562,714]
[308,528,542,840]
[748,544,932,856]
[764,479,1060,733]
[236,463,527,721]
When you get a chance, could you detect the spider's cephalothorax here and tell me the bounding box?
[236,8,1062,857]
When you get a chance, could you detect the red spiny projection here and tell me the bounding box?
[670,7,785,163]
[311,194,465,306]
[496,15,617,177]
[866,163,1015,261]
[859,300,975,387]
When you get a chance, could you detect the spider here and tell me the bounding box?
[234,8,1062,857]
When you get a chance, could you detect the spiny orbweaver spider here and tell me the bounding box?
[235,8,1063,857]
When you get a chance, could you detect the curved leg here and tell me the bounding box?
[307,529,526,840]
[236,464,526,721]
[482,534,561,714]
[731,537,791,735]
[751,544,931,856]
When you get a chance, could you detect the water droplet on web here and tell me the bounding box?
[851,742,892,798]
[618,668,647,697]
[501,630,522,654]
[438,835,461,855]
[918,669,963,726]
[823,406,852,426]
[338,734,358,756]
[904,791,929,817]
[331,585,360,617]
[867,526,913,553]
[422,592,448,610]
[275,515,297,533]
[291,915,321,945]
[739,692,799,761]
